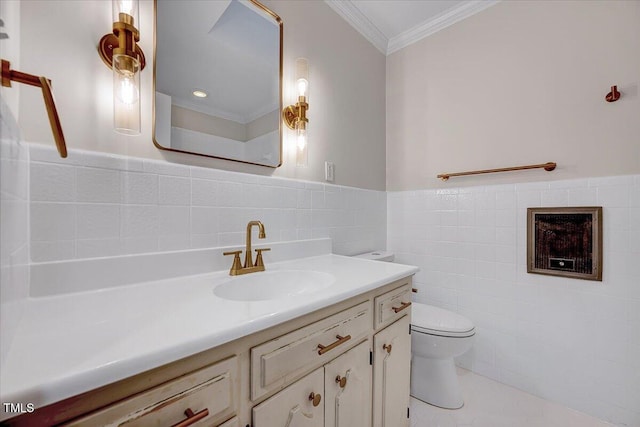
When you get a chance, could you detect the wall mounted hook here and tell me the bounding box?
[605,85,621,102]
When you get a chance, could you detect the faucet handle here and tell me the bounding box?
[223,250,243,275]
[254,248,271,268]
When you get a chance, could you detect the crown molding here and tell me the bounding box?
[324,0,388,55]
[387,1,500,55]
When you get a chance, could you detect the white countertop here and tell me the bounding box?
[0,253,417,418]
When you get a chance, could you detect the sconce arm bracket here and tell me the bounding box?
[282,105,297,129]
[282,100,309,130]
[98,34,146,70]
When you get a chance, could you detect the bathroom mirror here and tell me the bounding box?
[153,0,283,167]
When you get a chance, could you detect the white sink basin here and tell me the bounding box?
[213,270,336,301]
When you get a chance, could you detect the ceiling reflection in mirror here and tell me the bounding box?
[154,0,282,167]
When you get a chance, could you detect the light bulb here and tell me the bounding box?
[296,127,307,149]
[117,74,138,105]
[297,78,308,98]
[113,54,141,134]
[296,126,308,167]
[119,0,134,15]
[113,0,138,24]
[295,58,309,99]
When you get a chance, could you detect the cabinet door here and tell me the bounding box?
[253,367,324,427]
[372,316,411,427]
[324,341,372,427]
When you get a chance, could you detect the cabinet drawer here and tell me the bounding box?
[374,281,412,329]
[251,301,371,401]
[66,356,238,427]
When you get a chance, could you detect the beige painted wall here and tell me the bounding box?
[386,0,640,191]
[17,0,386,190]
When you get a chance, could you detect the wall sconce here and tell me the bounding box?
[98,0,146,135]
[283,58,309,167]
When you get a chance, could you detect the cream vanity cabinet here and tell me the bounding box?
[253,341,372,427]
[7,277,413,427]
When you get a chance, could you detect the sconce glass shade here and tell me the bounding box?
[283,58,309,167]
[113,0,139,23]
[113,53,141,135]
[295,58,308,167]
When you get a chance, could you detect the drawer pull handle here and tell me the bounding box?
[317,334,351,355]
[309,392,322,407]
[383,344,392,354]
[392,301,412,313]
[335,375,347,388]
[171,407,209,427]
[412,288,418,293]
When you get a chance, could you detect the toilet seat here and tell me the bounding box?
[411,303,475,338]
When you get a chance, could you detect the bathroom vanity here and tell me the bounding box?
[0,240,417,426]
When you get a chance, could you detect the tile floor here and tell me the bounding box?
[410,368,613,427]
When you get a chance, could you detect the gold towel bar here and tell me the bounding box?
[437,162,556,181]
[1,59,67,158]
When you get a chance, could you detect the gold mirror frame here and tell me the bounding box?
[152,0,283,168]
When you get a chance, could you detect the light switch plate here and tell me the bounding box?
[325,161,335,182]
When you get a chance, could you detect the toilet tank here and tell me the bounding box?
[354,251,394,262]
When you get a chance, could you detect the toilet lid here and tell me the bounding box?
[411,303,475,337]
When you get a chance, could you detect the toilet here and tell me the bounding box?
[355,251,476,409]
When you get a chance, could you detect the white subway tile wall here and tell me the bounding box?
[388,176,640,427]
[19,142,640,424]
[28,144,386,262]
[0,102,30,367]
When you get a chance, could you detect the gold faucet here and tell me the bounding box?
[223,221,271,275]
